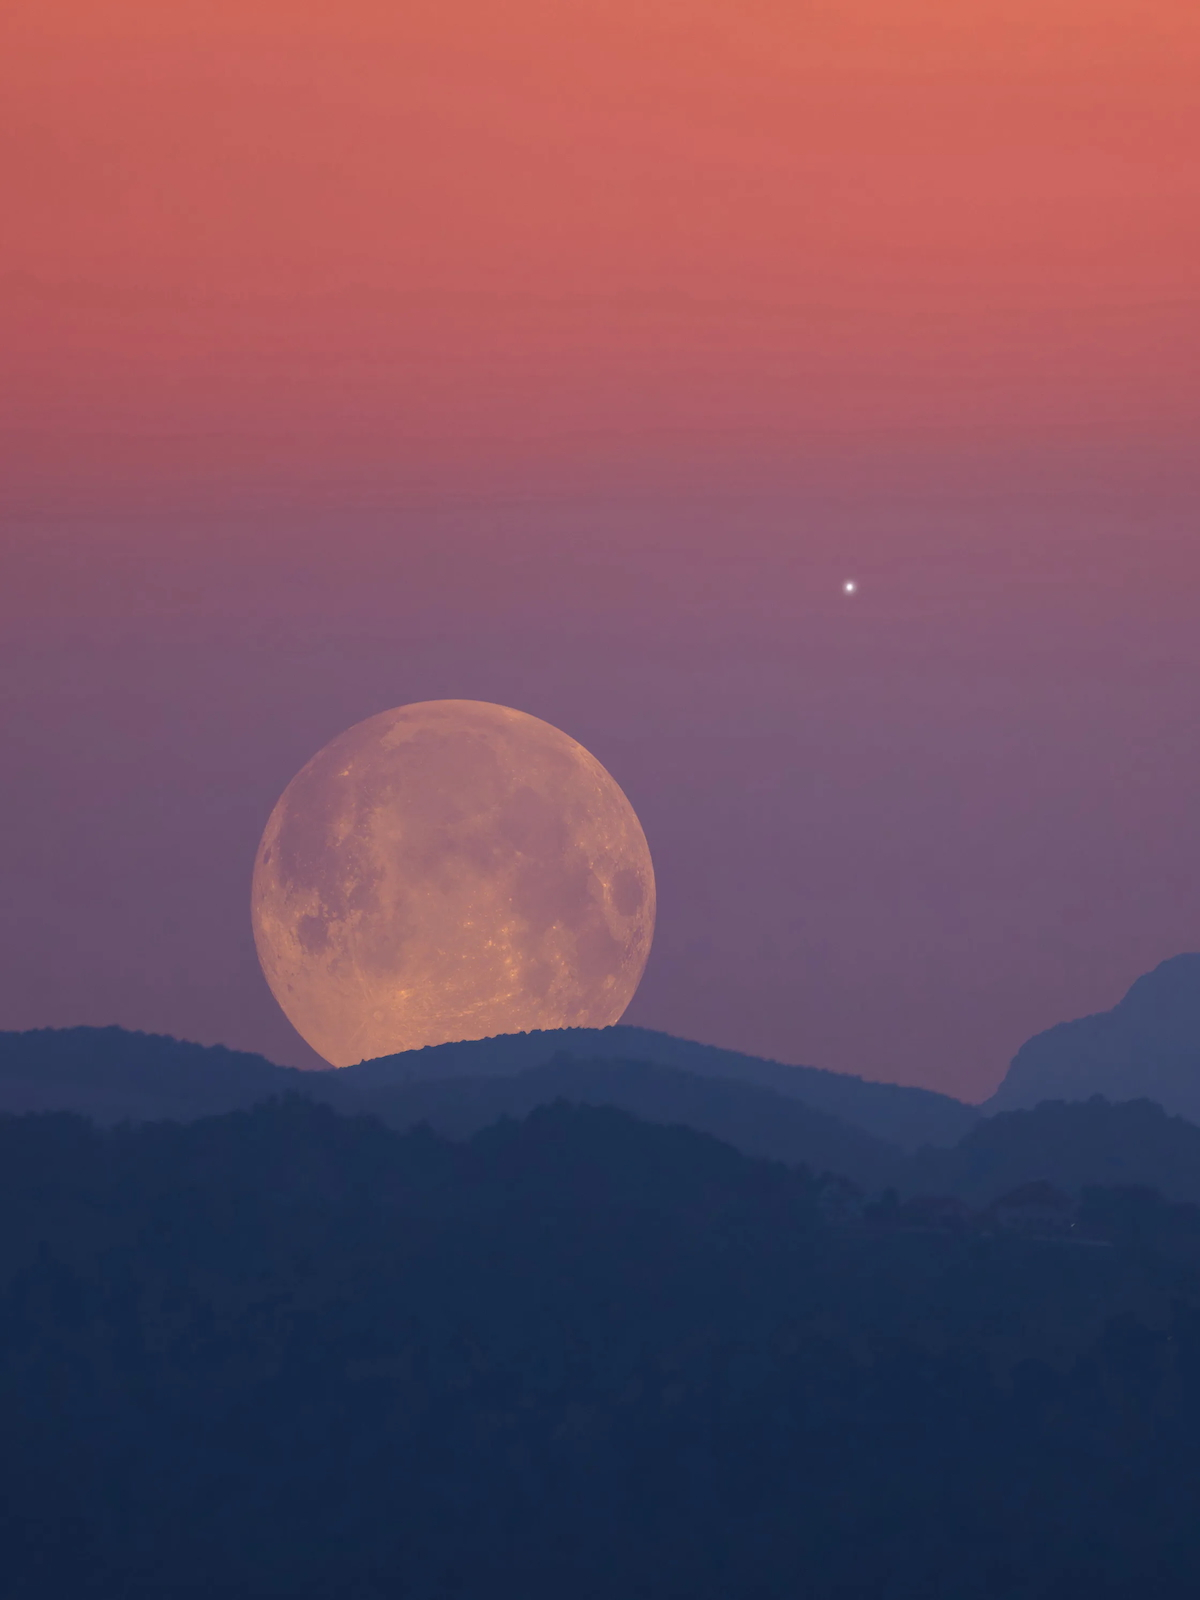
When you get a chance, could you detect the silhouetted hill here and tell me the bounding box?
[15,1029,1200,1206]
[354,1054,906,1189]
[6,1096,1200,1597]
[989,953,1200,1118]
[0,1022,975,1150]
[344,1023,978,1148]
[0,1024,302,1120]
[911,1093,1200,1206]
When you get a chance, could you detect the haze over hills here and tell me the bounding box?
[0,1022,975,1151]
[332,1054,907,1191]
[988,954,1200,1120]
[14,1013,1200,1203]
[328,1059,1200,1206]
[7,955,1200,1206]
[910,1095,1200,1208]
[344,1025,979,1149]
[0,1026,307,1123]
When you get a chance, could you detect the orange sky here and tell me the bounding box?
[3,0,1197,515]
[4,2,1200,1093]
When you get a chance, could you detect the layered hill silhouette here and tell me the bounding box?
[6,1095,1200,1597]
[0,1022,975,1149]
[911,1094,1200,1207]
[340,1053,907,1190]
[988,953,1200,1119]
[0,1025,306,1122]
[11,974,1200,1596]
[12,1020,1200,1203]
[355,1062,1200,1204]
[348,1024,978,1147]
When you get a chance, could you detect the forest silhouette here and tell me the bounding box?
[7,958,1200,1596]
[5,1093,1200,1597]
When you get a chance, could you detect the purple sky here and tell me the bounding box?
[5,3,1199,1100]
[6,448,1199,1102]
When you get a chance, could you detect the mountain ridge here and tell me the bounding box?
[13,1024,1200,1204]
[340,1023,978,1148]
[0,1022,977,1150]
[988,953,1200,1120]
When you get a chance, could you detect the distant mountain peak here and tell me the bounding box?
[987,953,1200,1119]
[1113,953,1200,1041]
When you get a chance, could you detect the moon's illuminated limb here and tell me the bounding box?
[250,701,656,1066]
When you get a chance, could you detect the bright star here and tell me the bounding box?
[843,579,858,595]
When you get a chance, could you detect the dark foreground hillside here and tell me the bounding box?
[910,1093,1200,1205]
[5,1100,1200,1598]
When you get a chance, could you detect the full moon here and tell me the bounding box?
[250,700,656,1067]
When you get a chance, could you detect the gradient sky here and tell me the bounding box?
[3,0,1199,1099]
